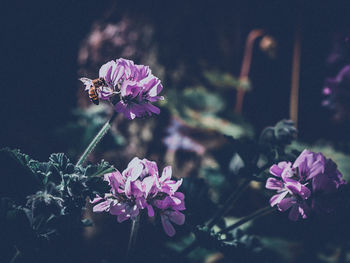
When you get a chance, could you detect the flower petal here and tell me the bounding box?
[288,205,300,221]
[161,214,176,237]
[168,211,185,225]
[93,201,110,212]
[277,197,295,211]
[265,177,284,190]
[160,166,172,182]
[269,191,288,207]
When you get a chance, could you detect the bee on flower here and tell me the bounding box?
[80,58,164,120]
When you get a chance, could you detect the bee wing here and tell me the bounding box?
[79,77,93,90]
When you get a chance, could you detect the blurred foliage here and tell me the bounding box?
[163,86,254,138]
[193,226,262,262]
[204,71,252,92]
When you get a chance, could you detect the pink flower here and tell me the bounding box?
[266,162,311,221]
[91,157,185,236]
[265,150,346,221]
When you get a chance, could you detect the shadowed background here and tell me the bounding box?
[2,0,350,160]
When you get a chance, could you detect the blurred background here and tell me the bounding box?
[2,1,350,262]
[2,0,350,159]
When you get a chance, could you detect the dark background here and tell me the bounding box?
[2,0,350,160]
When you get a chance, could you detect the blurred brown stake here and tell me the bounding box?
[290,11,302,128]
[234,29,265,114]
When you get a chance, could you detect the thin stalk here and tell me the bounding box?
[234,29,265,114]
[206,179,250,228]
[125,214,141,262]
[10,249,20,263]
[289,9,302,128]
[218,206,275,235]
[76,112,117,166]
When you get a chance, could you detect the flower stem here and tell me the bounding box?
[206,179,250,228]
[234,29,265,114]
[75,112,117,166]
[218,206,275,235]
[289,9,302,128]
[10,248,20,263]
[126,214,141,262]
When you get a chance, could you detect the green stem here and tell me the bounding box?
[218,206,275,235]
[206,179,250,228]
[76,112,117,166]
[10,249,20,263]
[125,214,141,262]
[337,242,347,263]
[182,206,274,258]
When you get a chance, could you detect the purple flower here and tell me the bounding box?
[322,65,350,122]
[80,58,164,120]
[265,150,346,221]
[163,118,205,155]
[91,157,185,237]
[293,150,345,193]
[266,162,311,221]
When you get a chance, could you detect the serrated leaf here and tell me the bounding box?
[0,148,31,166]
[84,160,115,177]
[49,153,71,172]
[0,148,40,201]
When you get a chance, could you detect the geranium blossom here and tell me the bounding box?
[91,157,185,237]
[265,150,346,221]
[266,161,311,221]
[81,58,164,120]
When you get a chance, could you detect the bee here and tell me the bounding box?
[79,77,106,105]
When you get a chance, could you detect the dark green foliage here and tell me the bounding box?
[0,148,112,262]
[180,177,216,226]
[164,87,254,138]
[194,226,261,262]
[259,119,297,147]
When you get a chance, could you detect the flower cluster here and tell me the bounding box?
[81,58,164,120]
[91,157,185,236]
[265,150,346,221]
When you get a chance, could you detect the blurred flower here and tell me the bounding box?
[163,119,205,155]
[265,150,346,220]
[326,33,350,66]
[91,157,185,236]
[322,65,350,122]
[80,58,164,119]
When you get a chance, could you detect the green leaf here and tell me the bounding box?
[0,148,40,201]
[49,153,74,173]
[203,71,240,88]
[183,86,225,114]
[84,160,115,177]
